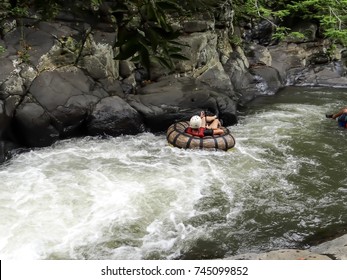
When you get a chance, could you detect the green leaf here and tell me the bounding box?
[169,53,190,60]
[145,1,156,21]
[114,40,139,60]
[109,1,127,10]
[146,28,160,50]
[138,37,152,52]
[153,55,174,69]
[151,27,181,40]
[273,9,290,18]
[156,1,183,11]
[139,48,151,71]
[114,27,134,47]
[130,55,140,63]
[168,40,190,47]
[288,31,306,39]
[167,46,183,53]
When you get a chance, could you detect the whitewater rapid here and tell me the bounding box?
[1,86,346,259]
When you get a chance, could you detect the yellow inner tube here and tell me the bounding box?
[166,121,235,151]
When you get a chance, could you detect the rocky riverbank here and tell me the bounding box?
[226,223,347,260]
[225,233,347,260]
[2,7,347,163]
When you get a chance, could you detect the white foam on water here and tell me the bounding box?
[0,134,236,259]
[1,88,347,259]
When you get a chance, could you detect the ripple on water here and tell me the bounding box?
[1,87,347,259]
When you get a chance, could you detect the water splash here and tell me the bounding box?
[1,87,347,259]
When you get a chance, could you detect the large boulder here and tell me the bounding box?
[310,234,347,260]
[3,21,66,65]
[12,66,109,146]
[0,100,9,138]
[13,100,59,147]
[196,61,234,94]
[87,96,145,136]
[128,76,238,132]
[29,66,105,132]
[290,61,347,87]
[0,140,19,163]
[0,55,15,86]
[249,65,283,94]
[267,40,341,85]
[175,31,220,74]
[78,35,119,81]
[12,64,145,146]
[0,96,20,141]
[223,48,283,106]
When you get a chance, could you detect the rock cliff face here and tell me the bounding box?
[1,6,347,161]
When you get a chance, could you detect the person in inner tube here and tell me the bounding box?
[326,107,347,127]
[185,111,224,137]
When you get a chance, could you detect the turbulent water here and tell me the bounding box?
[0,86,346,260]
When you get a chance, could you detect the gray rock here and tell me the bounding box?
[175,31,219,73]
[1,16,347,161]
[129,76,237,131]
[183,21,214,33]
[1,74,25,96]
[292,62,347,87]
[29,67,94,111]
[0,140,19,163]
[225,249,332,260]
[4,25,56,64]
[87,96,144,136]
[284,21,318,43]
[310,234,347,260]
[0,97,19,140]
[249,65,283,94]
[197,62,234,94]
[14,100,59,147]
[119,60,136,78]
[0,57,15,86]
[224,233,347,260]
[0,100,7,138]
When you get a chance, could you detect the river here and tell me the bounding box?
[0,86,346,260]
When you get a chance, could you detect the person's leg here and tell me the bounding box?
[206,119,221,129]
[326,107,347,118]
[332,108,347,119]
[212,128,224,135]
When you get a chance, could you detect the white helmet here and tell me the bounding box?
[189,115,201,129]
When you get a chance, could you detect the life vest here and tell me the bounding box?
[185,127,205,138]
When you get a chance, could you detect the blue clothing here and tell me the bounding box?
[337,113,347,128]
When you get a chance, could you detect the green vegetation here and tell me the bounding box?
[0,44,5,56]
[233,0,347,45]
[1,0,347,69]
[112,0,187,76]
[112,0,227,76]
